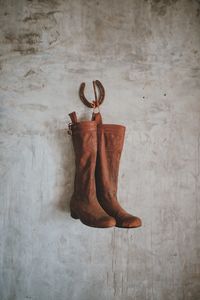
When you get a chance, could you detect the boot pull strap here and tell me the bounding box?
[69,111,78,124]
[68,111,78,135]
[91,112,102,124]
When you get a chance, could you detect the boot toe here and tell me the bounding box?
[99,216,116,228]
[117,215,142,228]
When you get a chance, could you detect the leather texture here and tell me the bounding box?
[69,118,116,228]
[93,113,142,228]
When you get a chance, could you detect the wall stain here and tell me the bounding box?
[23,11,61,22]
[38,0,60,6]
[191,67,200,78]
[14,48,38,55]
[18,104,48,112]
[5,32,40,45]
[4,32,41,55]
[24,70,36,77]
[67,68,89,74]
[150,0,178,16]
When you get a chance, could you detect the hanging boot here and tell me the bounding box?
[93,113,142,228]
[68,112,116,228]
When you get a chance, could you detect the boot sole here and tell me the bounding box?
[115,223,142,228]
[70,211,116,228]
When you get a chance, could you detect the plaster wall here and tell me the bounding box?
[0,1,200,299]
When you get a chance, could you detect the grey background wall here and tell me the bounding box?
[0,0,200,299]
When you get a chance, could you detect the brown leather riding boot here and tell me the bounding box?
[94,115,142,228]
[68,112,116,228]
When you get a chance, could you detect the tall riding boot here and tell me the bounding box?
[94,113,142,228]
[68,112,116,228]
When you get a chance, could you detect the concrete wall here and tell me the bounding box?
[0,0,200,299]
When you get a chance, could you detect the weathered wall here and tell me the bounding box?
[0,0,200,299]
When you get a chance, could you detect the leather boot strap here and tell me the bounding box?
[69,111,78,124]
[68,111,78,135]
[91,112,102,125]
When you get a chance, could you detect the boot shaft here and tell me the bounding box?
[96,124,126,200]
[71,121,97,158]
[69,115,98,202]
[97,124,125,154]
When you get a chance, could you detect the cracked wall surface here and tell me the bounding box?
[0,0,200,299]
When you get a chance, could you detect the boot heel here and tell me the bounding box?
[70,210,79,219]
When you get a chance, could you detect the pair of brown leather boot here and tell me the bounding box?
[68,111,142,228]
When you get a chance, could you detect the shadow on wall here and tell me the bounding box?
[53,127,75,214]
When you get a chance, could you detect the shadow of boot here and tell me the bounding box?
[53,128,75,213]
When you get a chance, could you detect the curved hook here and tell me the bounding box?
[79,80,105,108]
